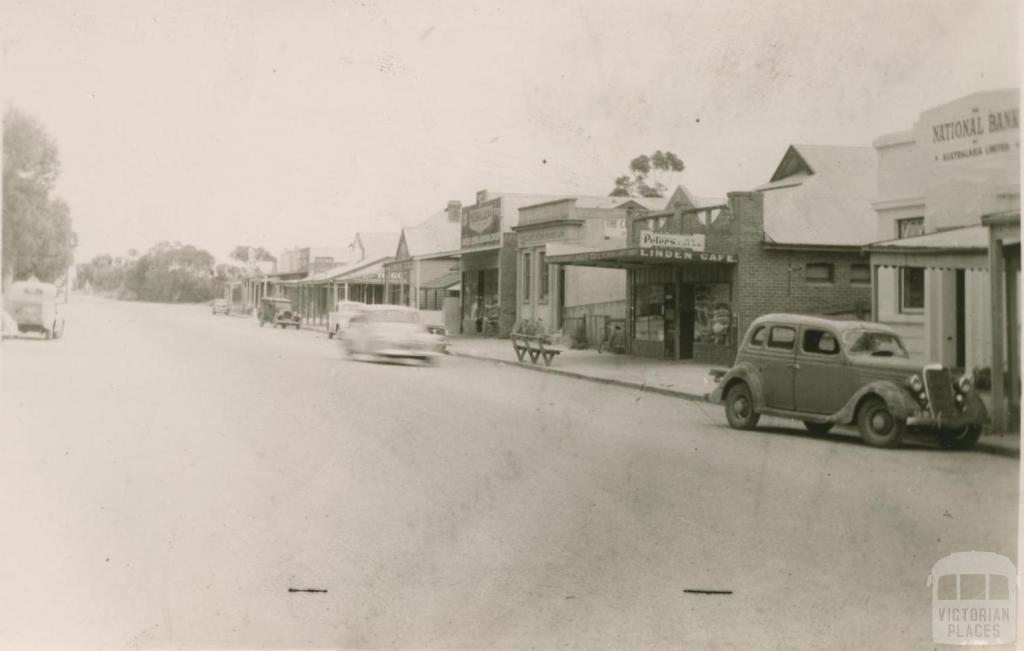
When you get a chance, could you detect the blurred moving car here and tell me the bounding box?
[709,313,987,449]
[4,278,65,340]
[425,324,450,354]
[211,298,231,315]
[258,296,301,329]
[327,300,365,339]
[342,305,445,361]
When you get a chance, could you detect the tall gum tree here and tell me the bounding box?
[2,108,77,287]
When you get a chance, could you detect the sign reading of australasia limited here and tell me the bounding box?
[639,231,705,252]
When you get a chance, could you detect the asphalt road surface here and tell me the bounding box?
[1,296,1018,649]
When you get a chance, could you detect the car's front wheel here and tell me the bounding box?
[856,396,905,448]
[725,382,760,430]
[935,425,983,450]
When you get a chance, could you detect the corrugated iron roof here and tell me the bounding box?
[864,225,989,252]
[757,144,879,247]
[420,270,461,289]
[401,220,461,258]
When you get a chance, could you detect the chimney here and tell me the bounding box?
[446,200,462,223]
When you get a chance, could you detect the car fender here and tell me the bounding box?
[834,380,918,424]
[961,390,989,424]
[710,363,765,409]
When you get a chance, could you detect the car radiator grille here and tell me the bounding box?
[924,367,956,420]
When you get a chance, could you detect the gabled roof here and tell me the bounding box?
[756,144,879,247]
[397,210,461,258]
[767,145,877,183]
[353,232,400,263]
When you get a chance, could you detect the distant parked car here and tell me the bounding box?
[4,278,65,340]
[211,298,231,315]
[258,297,301,329]
[709,313,988,449]
[342,305,444,362]
[327,300,366,339]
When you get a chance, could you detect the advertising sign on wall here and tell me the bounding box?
[461,200,502,248]
[639,231,706,252]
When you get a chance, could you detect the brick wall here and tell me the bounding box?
[727,191,872,338]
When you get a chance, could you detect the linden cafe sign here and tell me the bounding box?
[639,230,706,252]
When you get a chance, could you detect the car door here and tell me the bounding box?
[794,326,849,414]
[760,324,797,410]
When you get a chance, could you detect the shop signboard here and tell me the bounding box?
[517,225,575,246]
[639,231,706,252]
[549,247,736,265]
[462,199,502,248]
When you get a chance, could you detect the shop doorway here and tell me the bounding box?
[678,284,695,360]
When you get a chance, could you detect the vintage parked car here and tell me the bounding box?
[326,300,366,339]
[211,298,231,315]
[4,278,65,340]
[258,297,301,329]
[709,314,988,449]
[342,305,445,362]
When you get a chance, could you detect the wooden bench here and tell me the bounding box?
[511,333,564,367]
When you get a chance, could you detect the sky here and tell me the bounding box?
[2,0,1020,264]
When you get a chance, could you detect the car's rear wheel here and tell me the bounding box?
[725,382,760,430]
[935,425,983,450]
[856,396,905,448]
[803,421,833,436]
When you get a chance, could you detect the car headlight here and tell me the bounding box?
[956,375,972,394]
[908,374,923,392]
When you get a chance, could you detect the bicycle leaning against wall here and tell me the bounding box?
[597,323,625,354]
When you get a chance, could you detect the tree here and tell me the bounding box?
[609,150,685,198]
[2,108,77,285]
[229,245,276,264]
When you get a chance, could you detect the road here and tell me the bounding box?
[1,296,1018,649]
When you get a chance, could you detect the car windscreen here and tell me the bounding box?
[842,330,909,358]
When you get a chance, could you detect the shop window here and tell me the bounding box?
[805,263,834,284]
[850,264,871,285]
[767,326,796,350]
[522,251,531,301]
[897,217,924,239]
[694,284,732,346]
[900,267,925,312]
[634,284,665,342]
[539,252,549,301]
[802,329,839,355]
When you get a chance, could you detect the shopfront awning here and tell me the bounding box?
[546,246,738,269]
[420,270,461,290]
[329,259,388,285]
[864,225,990,270]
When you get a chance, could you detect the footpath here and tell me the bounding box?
[448,335,1020,458]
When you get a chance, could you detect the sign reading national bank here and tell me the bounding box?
[920,90,1020,165]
